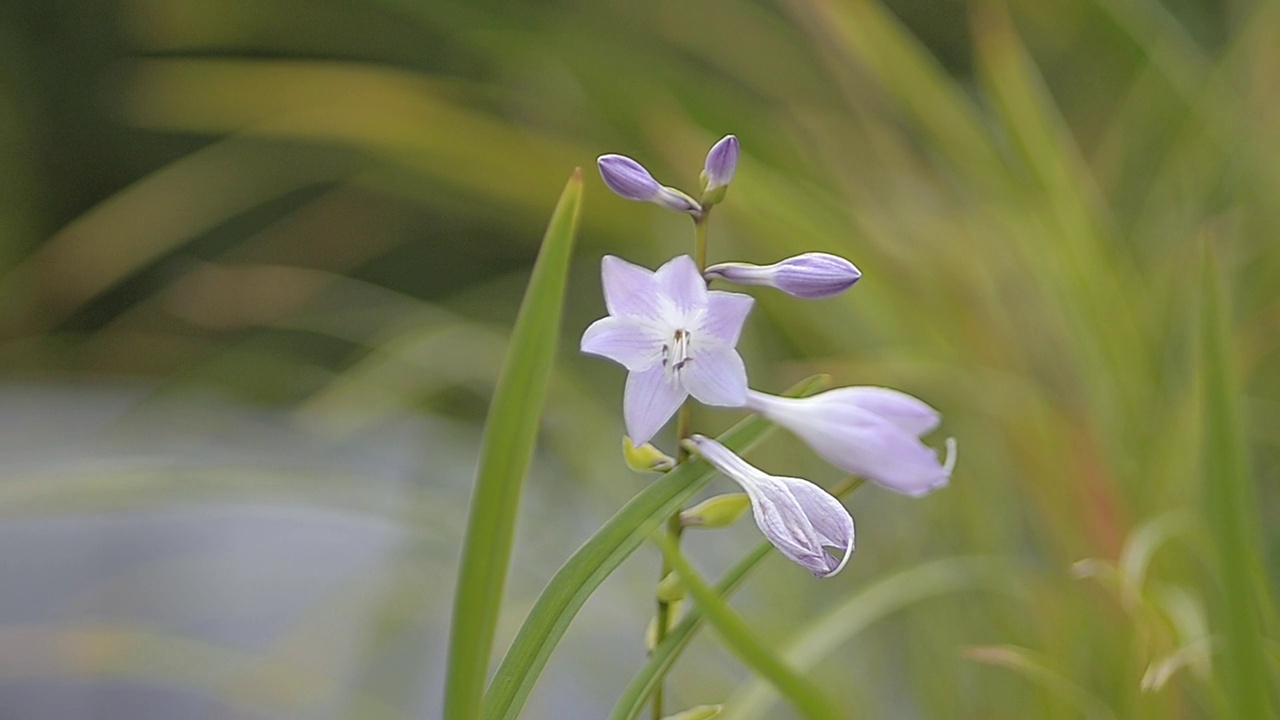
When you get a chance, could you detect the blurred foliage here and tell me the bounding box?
[1,0,1278,718]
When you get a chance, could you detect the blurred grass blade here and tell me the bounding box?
[654,533,842,720]
[962,645,1115,720]
[723,557,1019,720]
[482,375,829,720]
[1199,248,1275,717]
[442,169,584,720]
[610,478,862,720]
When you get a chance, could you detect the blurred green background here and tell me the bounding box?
[0,0,1276,718]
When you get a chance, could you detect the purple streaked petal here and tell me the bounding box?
[597,154,661,202]
[702,291,754,345]
[601,255,662,319]
[623,365,688,446]
[654,255,707,314]
[580,316,662,371]
[686,435,854,578]
[703,135,739,192]
[653,186,703,215]
[681,345,747,407]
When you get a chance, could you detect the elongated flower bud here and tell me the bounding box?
[684,435,854,578]
[704,253,861,299]
[745,387,956,497]
[597,154,702,215]
[700,135,739,205]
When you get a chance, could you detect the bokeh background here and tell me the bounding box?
[1,0,1277,718]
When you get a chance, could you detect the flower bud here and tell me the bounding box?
[656,571,686,602]
[704,253,861,299]
[597,154,702,215]
[661,706,723,720]
[700,134,739,205]
[745,387,956,497]
[680,493,751,529]
[623,436,676,473]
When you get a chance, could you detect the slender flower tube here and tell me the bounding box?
[705,252,861,299]
[702,135,739,194]
[580,255,754,445]
[597,154,702,215]
[745,387,956,497]
[685,434,854,578]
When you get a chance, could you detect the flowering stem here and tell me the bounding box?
[651,211,712,720]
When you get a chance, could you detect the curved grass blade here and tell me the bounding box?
[482,375,829,720]
[722,557,1023,720]
[609,478,863,720]
[1199,248,1275,717]
[654,533,842,720]
[442,169,583,720]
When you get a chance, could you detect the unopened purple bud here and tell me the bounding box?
[598,154,702,216]
[704,252,861,299]
[703,135,739,193]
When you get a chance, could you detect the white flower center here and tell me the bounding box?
[661,328,692,382]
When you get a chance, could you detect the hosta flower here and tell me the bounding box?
[705,252,861,299]
[597,154,702,215]
[702,135,739,193]
[686,434,854,578]
[581,255,754,445]
[745,387,956,497]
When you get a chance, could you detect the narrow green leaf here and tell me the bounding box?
[654,533,842,720]
[442,169,584,720]
[1199,248,1274,717]
[482,375,829,720]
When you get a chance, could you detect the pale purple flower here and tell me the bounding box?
[703,135,739,193]
[597,154,702,215]
[580,255,754,445]
[705,252,861,299]
[685,434,854,578]
[745,387,956,497]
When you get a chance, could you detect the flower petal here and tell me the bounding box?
[654,255,707,315]
[779,477,855,577]
[623,366,688,446]
[824,386,940,435]
[681,346,747,407]
[601,255,662,319]
[580,316,662,371]
[745,388,953,496]
[703,135,739,192]
[686,435,854,578]
[702,291,754,345]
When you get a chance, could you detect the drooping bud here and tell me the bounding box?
[680,493,751,529]
[597,154,702,216]
[623,436,676,473]
[700,134,739,206]
[744,387,956,497]
[704,252,861,299]
[683,435,854,578]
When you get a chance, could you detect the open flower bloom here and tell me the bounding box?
[597,154,702,215]
[580,255,754,445]
[685,434,854,578]
[745,387,956,497]
[705,252,861,299]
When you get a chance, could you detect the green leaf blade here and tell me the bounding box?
[442,169,584,720]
